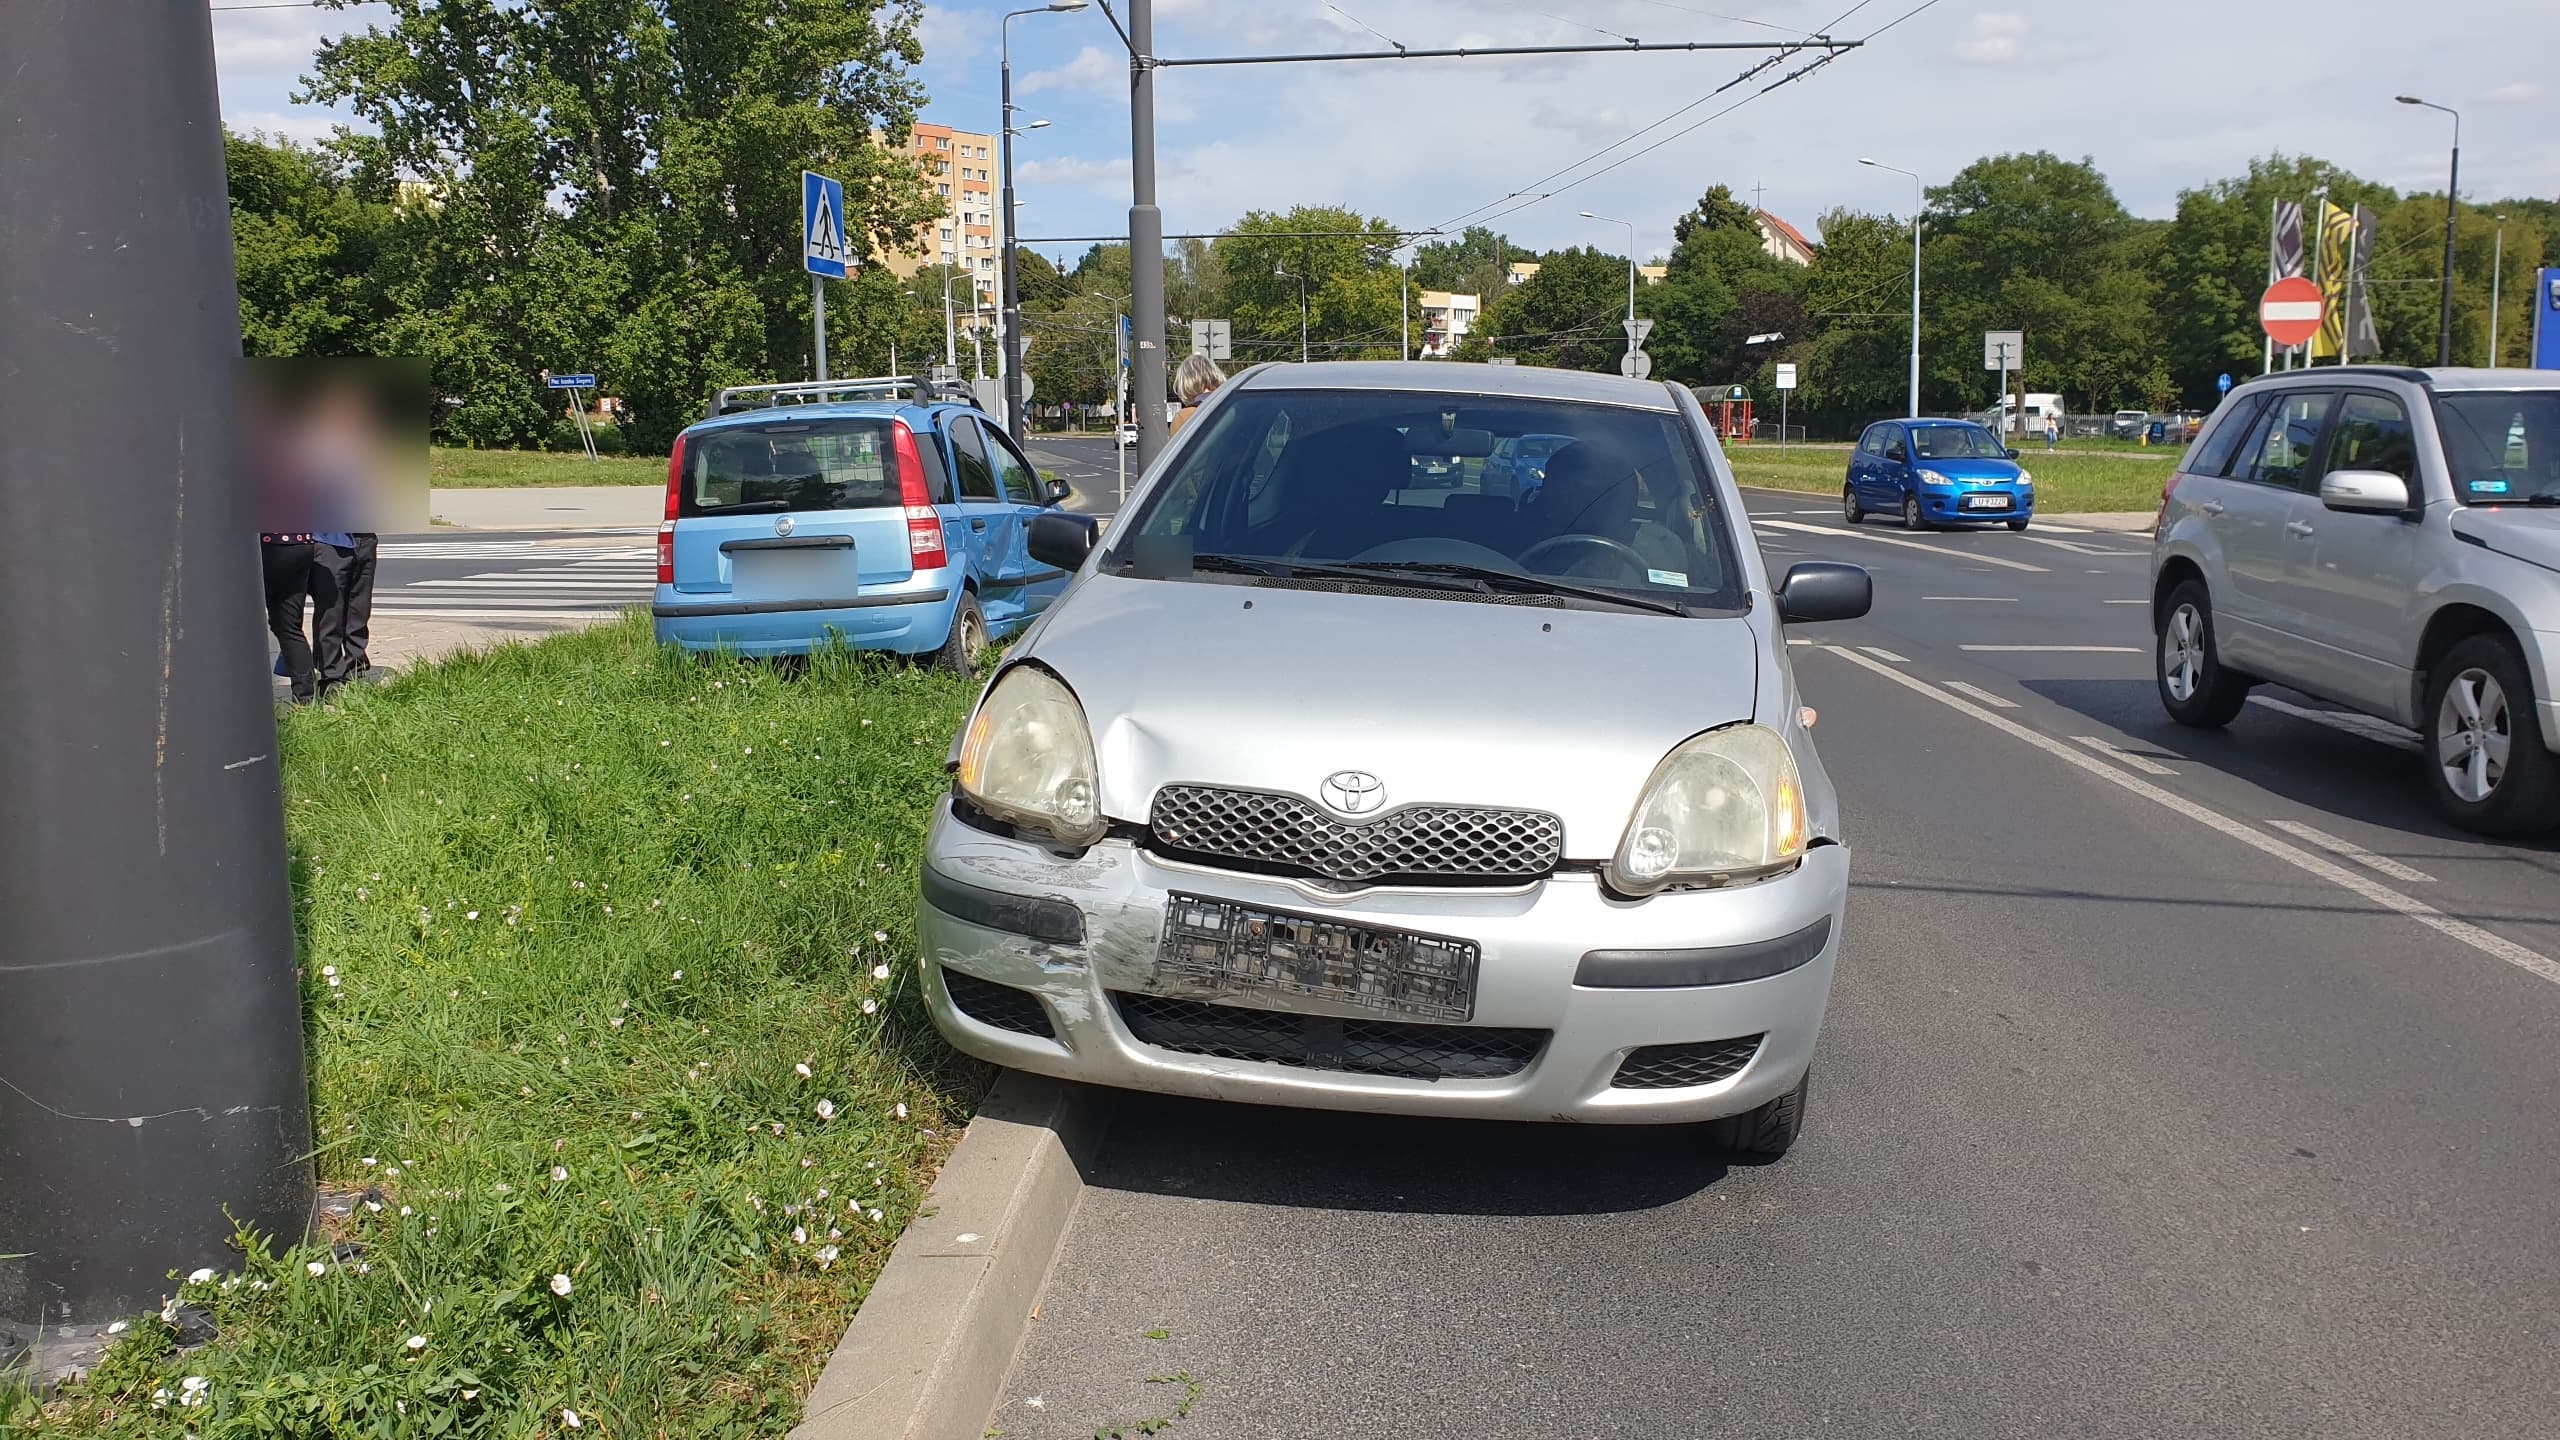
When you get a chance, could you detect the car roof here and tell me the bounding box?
[2241,365,2560,395]
[682,399,964,439]
[1905,417,1990,428]
[1232,359,1682,411]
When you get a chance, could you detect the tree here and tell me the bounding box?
[1797,208,1913,417]
[1466,246,1629,372]
[1411,225,1513,298]
[1212,206,1408,362]
[304,0,942,450]
[225,131,399,358]
[1649,184,1802,385]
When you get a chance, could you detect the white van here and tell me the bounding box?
[1983,393,2065,435]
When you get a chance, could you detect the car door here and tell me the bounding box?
[2281,388,2424,713]
[1878,425,1913,504]
[978,419,1070,620]
[1848,425,1878,500]
[941,414,1018,619]
[2210,388,2336,672]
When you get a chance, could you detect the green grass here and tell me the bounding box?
[1724,443,2174,512]
[433,446,667,487]
[8,618,984,1439]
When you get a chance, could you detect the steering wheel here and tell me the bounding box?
[1517,532,1649,579]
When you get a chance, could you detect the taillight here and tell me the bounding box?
[658,432,687,584]
[894,421,947,570]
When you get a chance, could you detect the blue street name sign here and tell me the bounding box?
[547,374,596,389]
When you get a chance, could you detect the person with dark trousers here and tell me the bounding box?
[310,530,378,694]
[260,532,318,703]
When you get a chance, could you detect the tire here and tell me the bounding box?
[2005,517,2030,532]
[1902,494,1927,531]
[2422,635,2560,836]
[1842,484,1864,525]
[2155,579,2251,727]
[934,591,988,676]
[1706,1068,1808,1160]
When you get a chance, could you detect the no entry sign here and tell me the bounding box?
[2261,276,2323,348]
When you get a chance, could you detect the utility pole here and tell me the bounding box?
[942,254,959,368]
[2489,215,2506,367]
[1,2,311,1362]
[2396,95,2461,368]
[1127,0,1169,461]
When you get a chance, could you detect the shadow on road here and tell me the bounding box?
[1079,1090,1734,1217]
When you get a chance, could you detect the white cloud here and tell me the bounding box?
[915,4,992,68]
[1018,154,1134,189]
[225,109,359,146]
[1019,44,1123,97]
[2490,81,2538,103]
[1953,12,2027,64]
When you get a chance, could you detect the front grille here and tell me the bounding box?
[1612,1035,1763,1090]
[941,969,1057,1039]
[1111,991,1546,1080]
[1148,785,1563,884]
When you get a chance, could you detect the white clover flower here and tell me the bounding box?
[324,967,339,979]
[563,1409,583,1429]
[106,1320,129,1334]
[179,1376,210,1407]
[306,1261,327,1277]
[868,1208,885,1223]
[792,1226,808,1245]
[551,1166,568,1183]
[550,1273,573,1297]
[404,1335,427,1351]
[671,970,683,981]
[187,1267,217,1284]
[894,1102,908,1121]
[861,999,878,1016]
[816,1245,840,1268]
[872,963,891,981]
[466,911,479,921]
[794,1062,811,1079]
[815,1099,837,1121]
[873,930,889,944]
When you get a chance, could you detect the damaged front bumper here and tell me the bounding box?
[914,797,1848,1124]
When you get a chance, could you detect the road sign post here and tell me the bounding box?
[547,373,599,459]
[1983,330,2022,434]
[1189,318,1232,361]
[1774,362,1798,452]
[802,170,848,383]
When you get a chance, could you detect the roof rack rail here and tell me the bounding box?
[706,375,983,419]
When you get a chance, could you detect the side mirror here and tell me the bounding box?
[2319,469,2411,516]
[1776,562,1872,624]
[1042,476,1071,506]
[2003,447,2021,460]
[1026,511,1101,571]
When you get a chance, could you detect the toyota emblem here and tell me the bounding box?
[773,515,796,537]
[1320,770,1386,816]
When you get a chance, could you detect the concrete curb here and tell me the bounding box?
[792,1074,1109,1440]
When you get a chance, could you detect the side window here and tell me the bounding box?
[2188,394,2268,478]
[1883,427,1907,462]
[981,424,1043,505]
[2235,391,2335,491]
[947,416,1001,501]
[1858,427,1884,456]
[2325,392,2417,483]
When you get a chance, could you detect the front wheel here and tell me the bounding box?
[1902,494,1927,531]
[1705,1068,1808,1160]
[1842,484,1864,525]
[2005,517,2030,532]
[933,591,988,676]
[2156,580,2251,727]
[2424,635,2560,836]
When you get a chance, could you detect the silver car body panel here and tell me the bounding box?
[2153,368,2560,750]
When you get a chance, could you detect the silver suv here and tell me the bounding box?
[2151,368,2560,835]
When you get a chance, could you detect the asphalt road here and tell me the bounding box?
[1026,431,1134,515]
[994,489,2560,1439]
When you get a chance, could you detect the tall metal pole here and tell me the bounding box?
[1401,253,1410,362]
[2398,96,2461,368]
[1128,0,1169,462]
[812,275,829,382]
[1,0,312,1354]
[1862,159,1922,415]
[2489,217,2506,366]
[943,256,959,368]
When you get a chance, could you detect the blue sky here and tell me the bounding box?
[215,0,2558,274]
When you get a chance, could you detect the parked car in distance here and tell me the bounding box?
[918,360,1872,1156]
[2110,408,2149,440]
[2152,367,2560,835]
[1115,422,1139,448]
[653,378,1071,666]
[1482,431,1579,500]
[1843,418,2036,531]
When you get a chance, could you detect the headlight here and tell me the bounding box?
[1607,723,1807,895]
[1917,468,1952,486]
[2015,470,2034,487]
[956,665,1104,846]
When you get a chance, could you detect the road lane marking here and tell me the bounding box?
[1786,637,1815,646]
[1814,644,2560,989]
[2246,695,2422,752]
[2072,735,2176,775]
[1859,647,1910,663]
[1943,681,2017,708]
[1755,519,2051,573]
[1960,644,2143,653]
[2020,534,2140,557]
[1921,596,2017,602]
[2266,821,2438,883]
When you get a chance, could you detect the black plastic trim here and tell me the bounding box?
[652,588,949,618]
[1574,915,1832,989]
[921,864,1086,944]
[719,534,857,552]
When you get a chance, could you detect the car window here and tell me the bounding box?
[2325,393,2418,484]
[1910,424,2007,459]
[2233,391,2334,491]
[1883,429,1907,462]
[946,415,1002,501]
[2434,390,2560,505]
[1858,427,1885,457]
[676,419,907,517]
[2187,394,2268,478]
[1123,388,1745,610]
[980,422,1043,504]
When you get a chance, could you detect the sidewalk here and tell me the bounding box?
[430,486,660,529]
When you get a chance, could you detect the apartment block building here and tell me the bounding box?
[879,122,999,302]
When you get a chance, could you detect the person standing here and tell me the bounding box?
[260,531,318,704]
[2044,412,2059,451]
[1170,353,1226,435]
[309,530,378,696]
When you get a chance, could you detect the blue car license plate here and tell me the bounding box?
[1153,892,1480,1020]
[1961,493,2013,511]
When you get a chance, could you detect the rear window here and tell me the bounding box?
[679,420,907,517]
[2187,393,2268,477]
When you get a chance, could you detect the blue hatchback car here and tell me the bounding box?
[652,380,1071,665]
[1842,418,2035,531]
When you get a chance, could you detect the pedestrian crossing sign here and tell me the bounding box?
[802,170,848,279]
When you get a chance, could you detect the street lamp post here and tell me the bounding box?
[1860,158,1923,417]
[1580,211,1638,367]
[2489,213,2507,367]
[1275,265,1309,363]
[1001,1,1086,438]
[2397,95,2461,368]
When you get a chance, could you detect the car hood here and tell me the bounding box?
[1022,572,1767,858]
[1912,456,2023,480]
[2450,505,2560,574]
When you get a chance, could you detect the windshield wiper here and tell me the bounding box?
[1327,560,1690,617]
[697,499,792,514]
[1179,552,1486,593]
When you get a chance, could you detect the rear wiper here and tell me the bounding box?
[1329,560,1689,617]
[697,499,792,514]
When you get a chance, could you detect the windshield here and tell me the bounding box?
[1119,388,1744,611]
[679,419,907,517]
[1910,424,2009,460]
[2435,391,2560,505]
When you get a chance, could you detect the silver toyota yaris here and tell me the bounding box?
[916,362,1870,1156]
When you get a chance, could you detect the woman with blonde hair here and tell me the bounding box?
[1170,353,1226,434]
